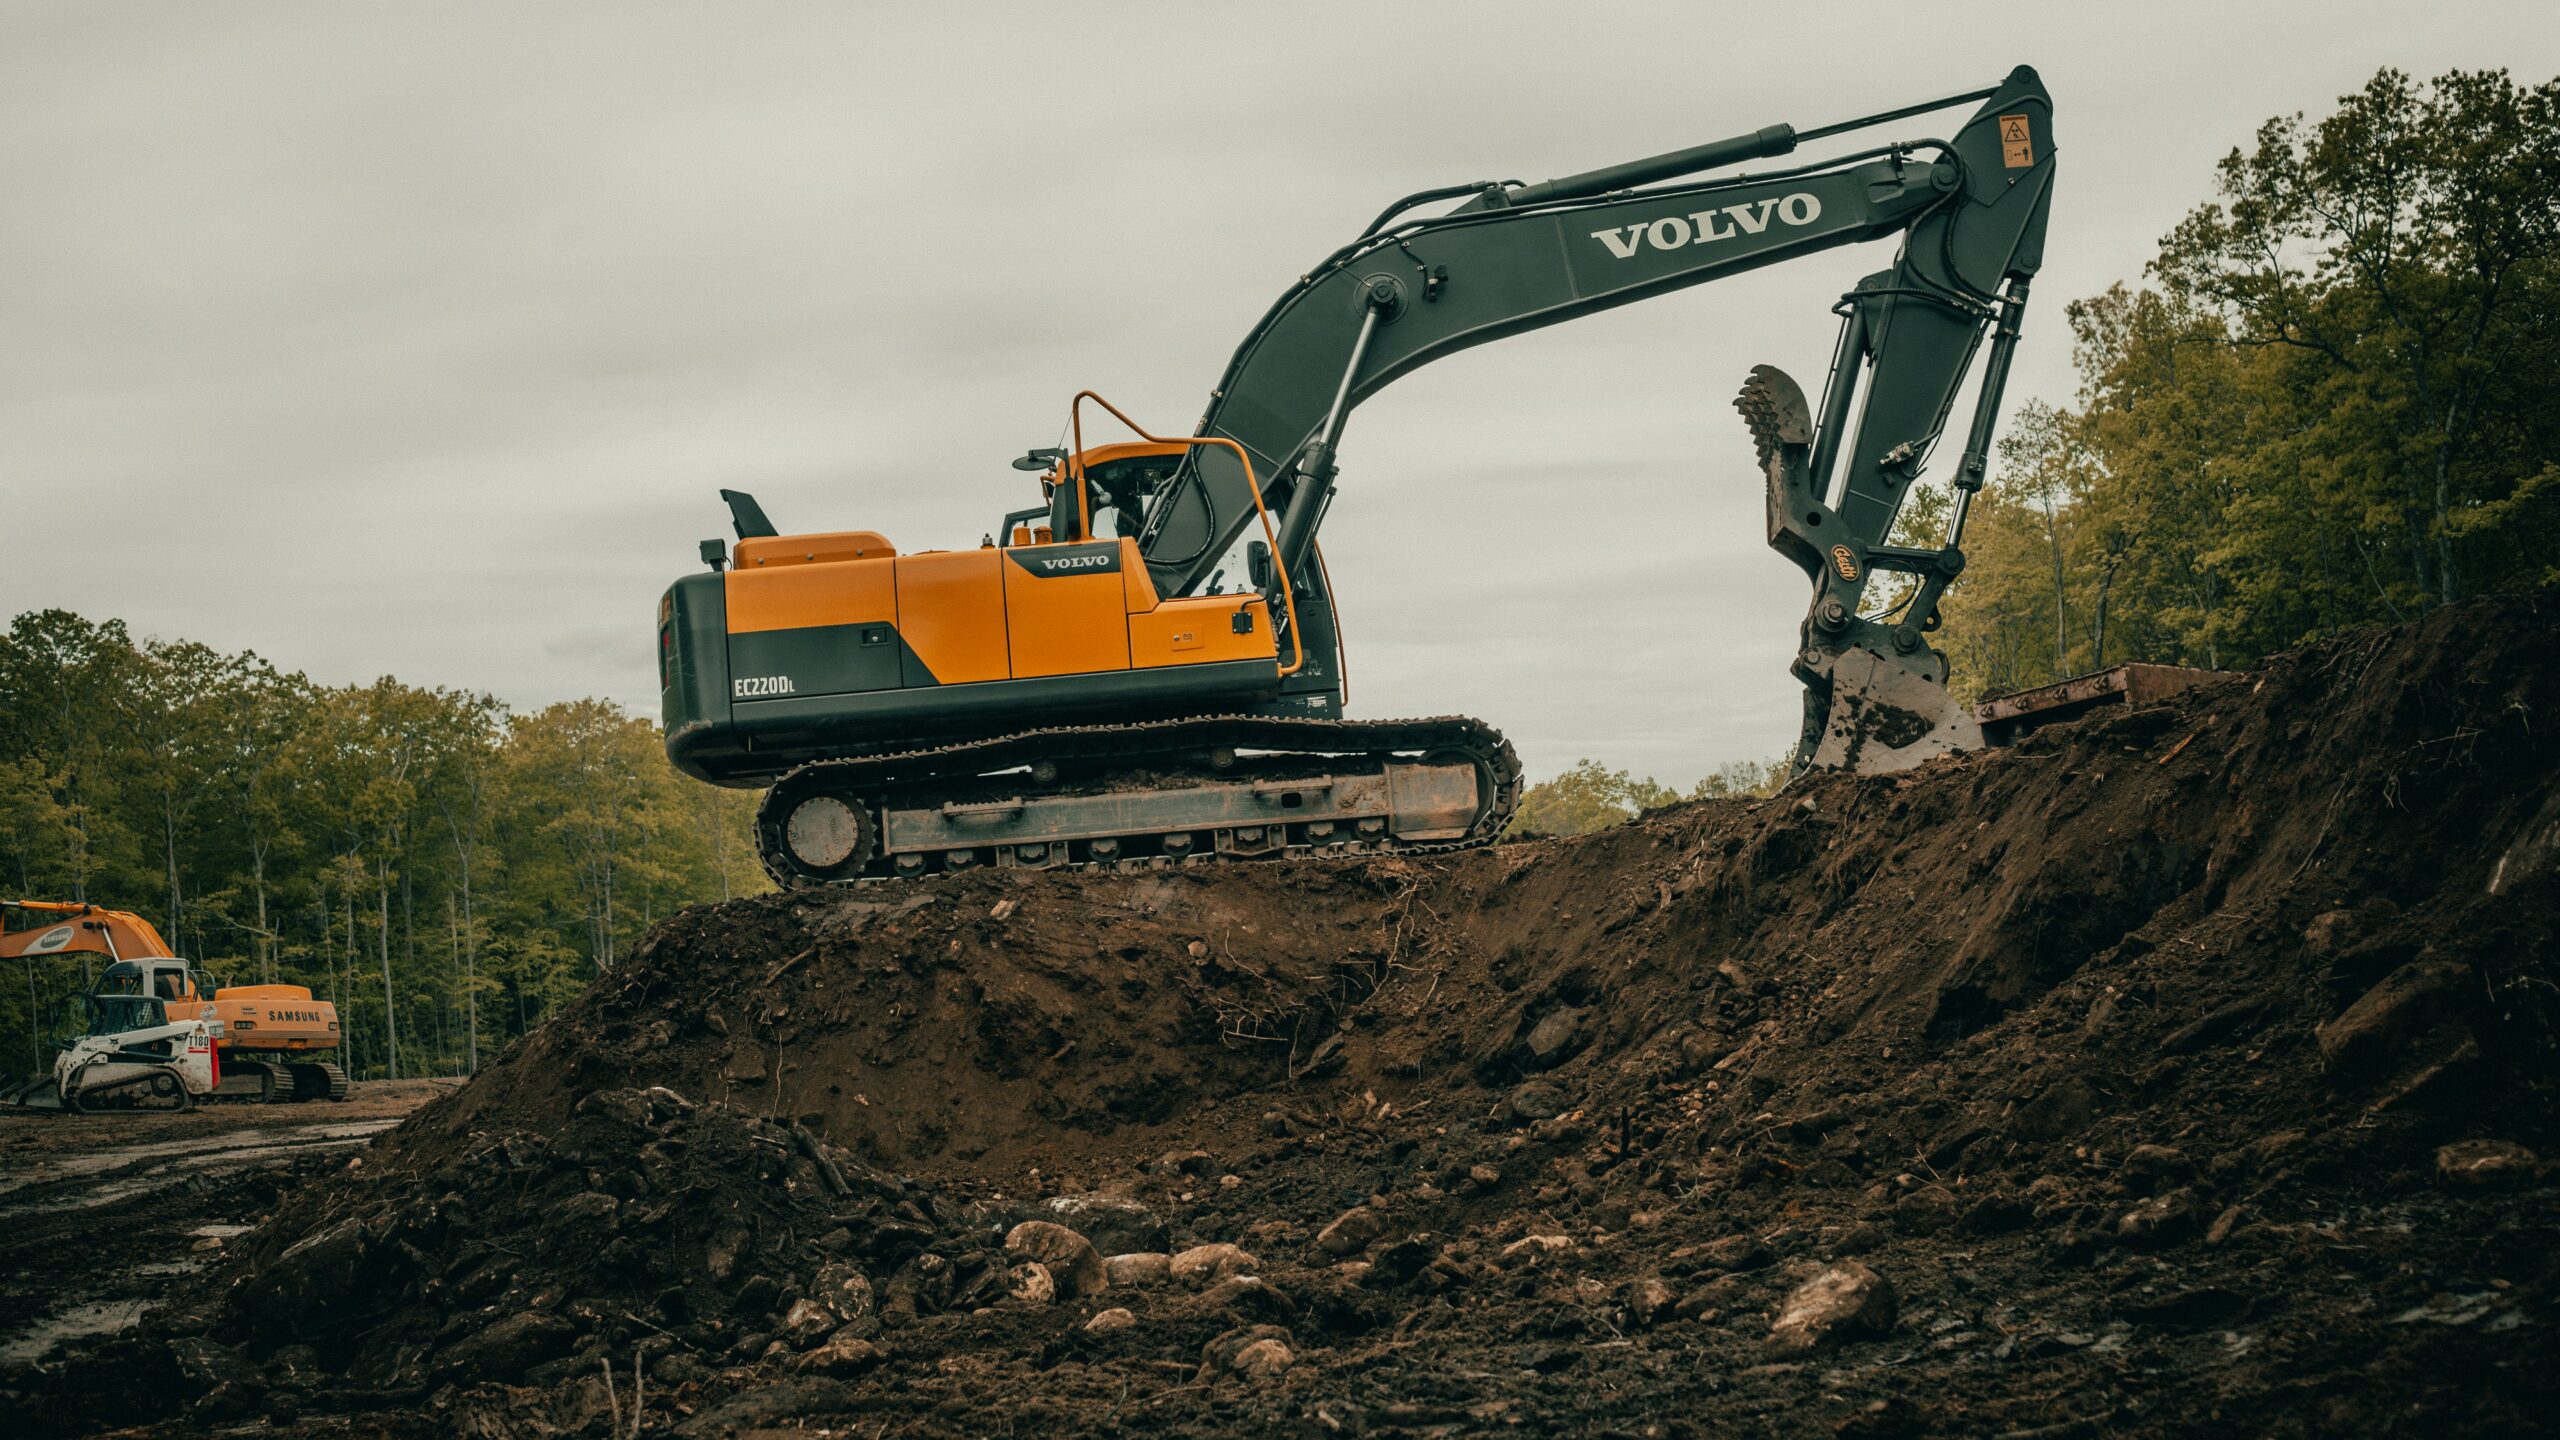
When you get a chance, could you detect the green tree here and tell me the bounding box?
[1938,67,2560,694]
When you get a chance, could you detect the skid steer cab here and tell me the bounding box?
[50,994,218,1114]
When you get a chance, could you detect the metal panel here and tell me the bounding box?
[883,774,1390,853]
[1385,760,1485,840]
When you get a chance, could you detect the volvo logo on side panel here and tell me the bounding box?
[1007,544,1124,578]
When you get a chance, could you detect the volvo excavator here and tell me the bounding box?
[659,67,2057,885]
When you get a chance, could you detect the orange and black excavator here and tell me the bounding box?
[659,68,2057,885]
[1,901,348,1109]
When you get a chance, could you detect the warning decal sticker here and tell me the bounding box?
[2000,114,2034,169]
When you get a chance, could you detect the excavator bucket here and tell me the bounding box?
[0,1075,65,1111]
[1801,649,1984,774]
[1738,364,1983,777]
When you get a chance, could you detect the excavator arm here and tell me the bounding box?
[1137,65,2056,773]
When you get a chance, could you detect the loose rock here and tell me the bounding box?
[1507,1080,1571,1122]
[792,1332,885,1376]
[1083,1307,1138,1335]
[2316,960,2474,1077]
[1315,1204,1388,1257]
[1006,1261,1057,1305]
[1171,1242,1258,1286]
[1006,1220,1106,1298]
[2117,1188,2200,1247]
[1104,1252,1173,1288]
[1198,1324,1296,1383]
[2436,1138,2538,1187]
[1040,1195,1168,1256]
[1499,1234,1573,1268]
[1766,1262,1898,1354]
[780,1297,837,1349]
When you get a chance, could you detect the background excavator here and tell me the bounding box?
[1,901,348,1111]
[659,67,2057,885]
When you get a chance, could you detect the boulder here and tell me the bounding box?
[1007,1261,1057,1305]
[1313,1204,1388,1257]
[2316,960,2474,1078]
[1766,1262,1897,1355]
[1104,1252,1173,1288]
[809,1260,875,1322]
[779,1298,836,1349]
[792,1332,884,1376]
[1006,1221,1106,1298]
[2116,1188,2200,1247]
[1197,1323,1295,1383]
[1040,1195,1168,1255]
[1171,1243,1258,1287]
[2436,1138,2538,1187]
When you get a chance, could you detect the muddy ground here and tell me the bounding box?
[0,1081,448,1368]
[7,594,2559,1438]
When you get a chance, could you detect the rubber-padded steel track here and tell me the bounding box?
[754,713,1521,887]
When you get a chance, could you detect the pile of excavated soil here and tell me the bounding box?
[12,591,2560,1438]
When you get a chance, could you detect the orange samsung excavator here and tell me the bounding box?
[1,900,349,1109]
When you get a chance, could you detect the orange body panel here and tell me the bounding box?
[210,985,339,1052]
[1131,597,1277,669]
[735,531,897,568]
[1119,539,1162,613]
[895,550,1011,683]
[725,554,899,634]
[1004,553,1131,679]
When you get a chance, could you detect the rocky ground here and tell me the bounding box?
[5,594,2557,1438]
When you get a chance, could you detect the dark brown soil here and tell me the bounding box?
[11,593,2559,1437]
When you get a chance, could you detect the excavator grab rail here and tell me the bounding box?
[1068,389,1307,677]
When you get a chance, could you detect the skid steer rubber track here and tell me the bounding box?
[754,713,1521,887]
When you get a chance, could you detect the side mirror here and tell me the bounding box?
[1247,541,1274,592]
[699,539,728,573]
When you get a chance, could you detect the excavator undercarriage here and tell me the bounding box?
[754,715,1519,886]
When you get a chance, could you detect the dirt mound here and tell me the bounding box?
[14,592,2560,1437]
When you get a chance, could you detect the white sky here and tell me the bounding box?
[5,2,2551,783]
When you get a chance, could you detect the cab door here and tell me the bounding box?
[1003,541,1133,679]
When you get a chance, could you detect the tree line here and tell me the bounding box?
[1912,67,2559,696]
[0,610,766,1080]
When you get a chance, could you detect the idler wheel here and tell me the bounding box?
[760,784,877,886]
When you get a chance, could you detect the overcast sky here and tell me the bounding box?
[5,2,2551,784]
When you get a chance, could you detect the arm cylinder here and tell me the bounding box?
[1502,124,1798,207]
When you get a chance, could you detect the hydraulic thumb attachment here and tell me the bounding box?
[1737,66,2054,777]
